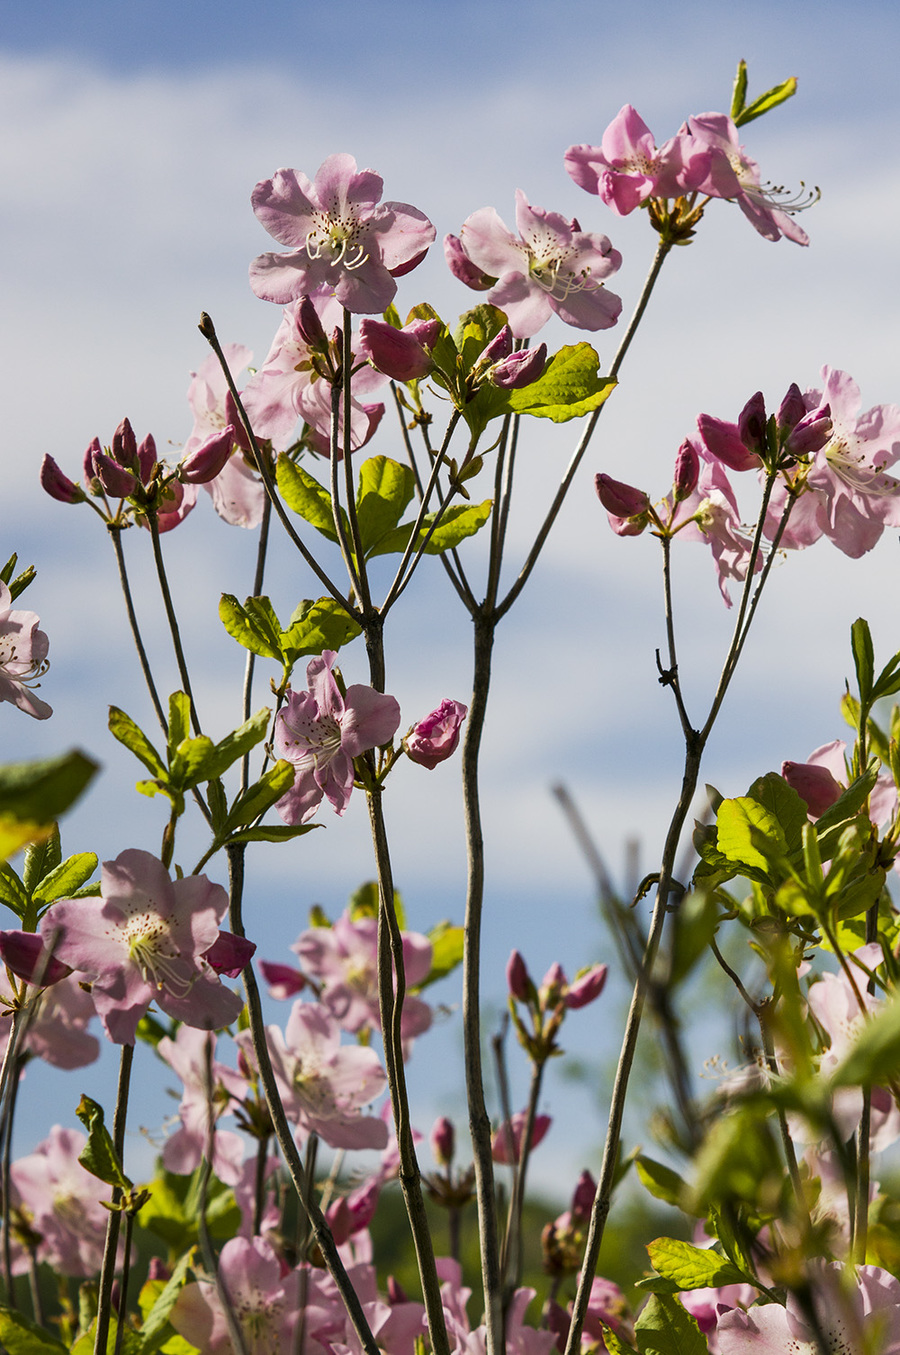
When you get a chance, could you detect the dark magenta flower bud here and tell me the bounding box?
[492,1111,551,1165]
[672,439,700,501]
[92,449,138,498]
[404,699,468,769]
[358,318,433,382]
[111,417,138,468]
[595,473,649,520]
[785,404,832,458]
[506,949,531,1002]
[491,343,548,389]
[570,1169,597,1222]
[480,325,513,364]
[405,318,441,351]
[83,436,103,487]
[564,963,608,1008]
[444,233,497,291]
[40,454,84,504]
[203,930,256,977]
[696,413,762,472]
[776,382,806,434]
[0,930,72,986]
[430,1115,455,1167]
[137,434,159,484]
[737,391,767,454]
[387,1277,409,1305]
[259,960,306,999]
[179,426,236,483]
[781,760,843,819]
[297,294,329,351]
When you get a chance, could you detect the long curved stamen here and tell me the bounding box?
[530,257,596,300]
[130,929,195,996]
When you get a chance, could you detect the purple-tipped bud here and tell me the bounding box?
[781,760,843,819]
[147,1259,171,1283]
[492,1111,551,1165]
[696,413,762,472]
[387,1276,409,1305]
[564,963,608,1009]
[83,436,103,486]
[405,318,441,352]
[358,318,433,382]
[506,949,531,1002]
[737,391,767,454]
[570,1169,597,1222]
[444,233,497,291]
[297,295,329,351]
[137,434,158,484]
[92,450,138,498]
[111,417,137,468]
[785,404,833,459]
[776,382,806,435]
[481,325,513,364]
[539,962,567,1009]
[672,440,700,501]
[180,426,236,483]
[203,929,257,978]
[40,454,84,504]
[259,960,306,1000]
[404,699,468,769]
[595,473,649,520]
[491,343,548,390]
[430,1115,455,1167]
[0,930,72,986]
[224,392,253,454]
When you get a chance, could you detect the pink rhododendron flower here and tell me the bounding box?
[171,1235,309,1355]
[595,472,651,535]
[40,849,244,1044]
[491,1110,551,1164]
[403,699,468,769]
[293,909,433,1047]
[458,190,622,338]
[685,112,812,245]
[184,345,265,529]
[717,1263,900,1354]
[444,232,496,290]
[669,459,761,607]
[158,1026,245,1185]
[438,1257,555,1355]
[0,581,51,719]
[274,651,401,824]
[0,969,99,1069]
[249,154,435,314]
[10,1126,110,1277]
[239,1000,388,1150]
[565,105,712,214]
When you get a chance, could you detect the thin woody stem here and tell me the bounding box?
[107,524,168,736]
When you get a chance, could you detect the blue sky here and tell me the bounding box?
[3,0,900,1198]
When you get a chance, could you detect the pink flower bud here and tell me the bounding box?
[40,454,84,504]
[570,1169,596,1222]
[444,233,497,291]
[696,413,762,472]
[326,1197,353,1245]
[564,963,608,1008]
[147,1259,171,1283]
[777,383,806,434]
[506,950,531,1002]
[358,318,433,382]
[785,404,832,458]
[404,699,468,769]
[737,391,767,455]
[297,294,329,350]
[224,392,253,454]
[387,1276,409,1305]
[672,440,700,501]
[481,325,513,363]
[539,962,567,1009]
[406,318,441,351]
[203,930,256,978]
[259,960,306,1000]
[781,760,843,819]
[92,449,138,498]
[137,433,159,484]
[111,417,137,468]
[0,930,72,986]
[492,1111,551,1165]
[491,344,548,390]
[83,436,103,487]
[179,426,237,483]
[595,473,649,520]
[430,1115,455,1167]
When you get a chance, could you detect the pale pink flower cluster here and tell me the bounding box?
[0,581,51,719]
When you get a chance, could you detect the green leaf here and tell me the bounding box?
[715,796,787,879]
[730,59,748,121]
[281,598,361,661]
[814,764,879,855]
[0,864,29,918]
[0,1305,68,1355]
[22,827,62,894]
[851,617,875,706]
[226,823,320,845]
[348,880,407,930]
[137,1249,196,1355]
[634,1293,707,1355]
[369,501,492,558]
[276,456,348,544]
[420,922,464,988]
[634,1155,688,1209]
[109,708,166,777]
[745,772,807,860]
[167,692,192,763]
[453,304,508,369]
[72,1317,142,1355]
[736,76,798,126]
[507,344,616,423]
[600,1327,639,1355]
[169,736,216,787]
[222,761,297,833]
[31,851,98,908]
[218,594,282,660]
[355,456,415,554]
[872,646,900,702]
[0,750,99,831]
[202,708,271,782]
[645,1238,746,1293]
[75,1094,132,1190]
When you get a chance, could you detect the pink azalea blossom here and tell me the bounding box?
[10,1126,110,1277]
[0,969,99,1069]
[239,1000,388,1150]
[293,909,433,1047]
[171,1235,308,1355]
[684,112,812,245]
[158,1026,245,1186]
[458,190,622,338]
[184,345,266,529]
[565,105,712,214]
[249,154,435,314]
[491,1110,551,1164]
[717,1263,900,1353]
[39,849,244,1044]
[438,1257,555,1355]
[0,581,51,719]
[403,699,468,769]
[669,459,761,607]
[274,651,401,825]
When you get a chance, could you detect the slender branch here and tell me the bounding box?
[380,410,462,615]
[330,356,364,604]
[147,510,202,735]
[107,524,168,736]
[240,494,272,795]
[94,1043,134,1355]
[501,1058,546,1302]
